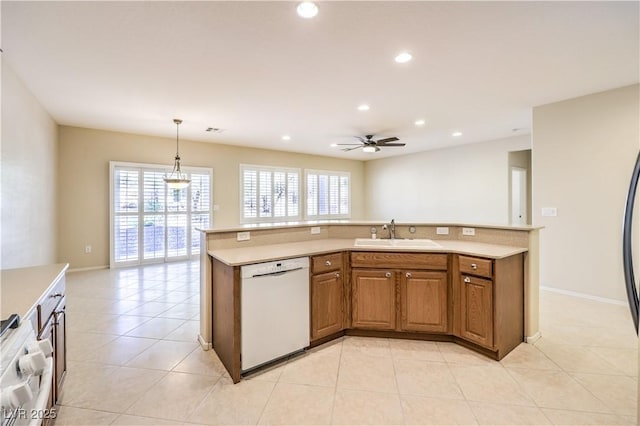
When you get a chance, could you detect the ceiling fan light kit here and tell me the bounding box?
[163,119,191,189]
[338,134,406,154]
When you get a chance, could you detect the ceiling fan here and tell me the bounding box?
[338,134,406,153]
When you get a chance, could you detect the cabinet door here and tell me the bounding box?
[53,300,67,401]
[351,269,396,330]
[311,271,344,340]
[459,275,493,348]
[401,271,448,333]
[39,316,56,412]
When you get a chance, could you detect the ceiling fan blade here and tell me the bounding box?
[341,146,362,152]
[379,143,405,147]
[336,143,363,146]
[376,137,400,144]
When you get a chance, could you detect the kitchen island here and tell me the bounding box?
[199,221,540,383]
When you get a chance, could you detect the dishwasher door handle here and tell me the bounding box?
[251,267,304,278]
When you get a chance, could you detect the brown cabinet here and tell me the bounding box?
[454,254,524,357]
[53,299,67,398]
[351,269,397,330]
[310,253,344,341]
[401,270,448,333]
[459,274,493,347]
[36,277,67,407]
[350,252,449,333]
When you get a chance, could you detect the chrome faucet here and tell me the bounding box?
[382,219,396,239]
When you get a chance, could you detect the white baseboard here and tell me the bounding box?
[540,286,627,306]
[67,265,109,273]
[198,334,212,351]
[525,331,542,344]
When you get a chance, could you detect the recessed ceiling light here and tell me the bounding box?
[281,135,291,141]
[296,2,318,18]
[414,119,426,126]
[330,143,338,148]
[452,131,463,137]
[357,104,370,111]
[394,52,413,63]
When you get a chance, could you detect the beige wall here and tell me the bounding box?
[363,135,531,224]
[58,126,365,269]
[533,84,640,302]
[1,61,58,269]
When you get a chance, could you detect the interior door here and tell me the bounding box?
[511,167,527,226]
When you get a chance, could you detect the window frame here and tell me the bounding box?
[239,164,302,224]
[109,161,213,268]
[304,169,351,220]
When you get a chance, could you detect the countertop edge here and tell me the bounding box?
[208,240,527,266]
[198,221,543,234]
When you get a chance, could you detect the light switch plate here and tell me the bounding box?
[541,207,558,217]
[462,227,476,236]
[436,227,449,235]
[237,231,251,241]
[310,226,321,235]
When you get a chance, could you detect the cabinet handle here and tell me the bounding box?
[406,272,412,278]
[464,277,471,283]
[335,273,340,279]
[385,272,391,278]
[50,293,63,298]
[471,263,478,270]
[325,260,332,267]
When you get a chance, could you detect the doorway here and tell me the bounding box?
[511,167,528,225]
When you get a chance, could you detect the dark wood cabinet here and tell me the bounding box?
[400,270,448,333]
[351,269,397,330]
[53,299,67,399]
[36,277,67,408]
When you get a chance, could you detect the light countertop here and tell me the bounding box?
[199,220,541,234]
[208,238,527,266]
[1,263,69,321]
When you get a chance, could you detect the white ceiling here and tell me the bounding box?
[2,1,638,160]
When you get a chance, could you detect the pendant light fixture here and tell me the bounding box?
[163,118,191,189]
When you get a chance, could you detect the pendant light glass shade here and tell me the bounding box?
[164,119,191,189]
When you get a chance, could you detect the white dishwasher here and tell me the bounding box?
[240,256,310,373]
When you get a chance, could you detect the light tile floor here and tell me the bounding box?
[54,260,638,425]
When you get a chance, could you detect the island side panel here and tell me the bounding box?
[494,253,525,359]
[199,232,212,349]
[524,229,540,342]
[211,257,241,383]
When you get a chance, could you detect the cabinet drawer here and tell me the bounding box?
[351,252,447,270]
[37,276,66,332]
[312,252,343,274]
[459,256,493,278]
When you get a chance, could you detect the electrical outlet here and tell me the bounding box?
[541,207,558,217]
[436,227,449,235]
[310,227,321,235]
[237,231,251,241]
[213,204,220,211]
[462,227,476,236]
[85,245,92,254]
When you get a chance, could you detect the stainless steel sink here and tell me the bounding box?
[354,238,442,249]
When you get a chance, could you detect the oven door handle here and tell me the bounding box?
[27,357,53,426]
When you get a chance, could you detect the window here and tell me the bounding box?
[240,164,301,223]
[110,162,212,268]
[305,169,350,219]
